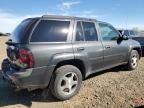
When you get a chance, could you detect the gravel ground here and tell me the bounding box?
[0,36,144,108]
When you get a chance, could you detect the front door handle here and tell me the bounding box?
[105,45,111,49]
[77,47,85,51]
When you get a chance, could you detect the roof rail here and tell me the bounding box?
[42,15,76,19]
[42,15,97,21]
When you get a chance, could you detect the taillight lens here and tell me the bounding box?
[19,49,34,68]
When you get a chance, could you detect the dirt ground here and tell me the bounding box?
[0,36,8,63]
[0,36,144,108]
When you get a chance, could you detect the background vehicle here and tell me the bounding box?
[1,15,142,100]
[118,30,137,38]
[119,29,144,55]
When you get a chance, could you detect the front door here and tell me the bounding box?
[98,22,128,67]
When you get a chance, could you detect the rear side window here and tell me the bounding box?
[75,21,98,41]
[31,20,70,42]
[75,22,85,41]
[82,22,98,41]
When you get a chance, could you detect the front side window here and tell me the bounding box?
[31,20,70,42]
[99,23,119,41]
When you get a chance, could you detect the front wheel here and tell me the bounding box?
[126,50,140,70]
[50,65,82,100]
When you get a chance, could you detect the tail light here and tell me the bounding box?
[19,49,34,68]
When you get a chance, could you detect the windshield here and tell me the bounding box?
[10,18,37,43]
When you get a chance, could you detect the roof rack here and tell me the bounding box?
[42,15,76,19]
[42,15,97,21]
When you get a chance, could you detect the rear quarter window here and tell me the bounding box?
[10,18,38,43]
[31,20,70,42]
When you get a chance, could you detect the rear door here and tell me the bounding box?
[98,22,128,67]
[29,19,74,67]
[73,21,104,74]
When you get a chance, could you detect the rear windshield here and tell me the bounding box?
[10,18,38,43]
[30,20,70,42]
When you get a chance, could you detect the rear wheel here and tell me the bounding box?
[50,65,82,100]
[127,50,140,70]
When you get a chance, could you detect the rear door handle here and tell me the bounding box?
[77,47,85,51]
[105,45,111,49]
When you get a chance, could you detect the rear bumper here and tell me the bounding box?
[2,59,55,91]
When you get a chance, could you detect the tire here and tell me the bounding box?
[126,50,140,70]
[50,65,82,100]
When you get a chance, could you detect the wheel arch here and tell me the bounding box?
[54,59,87,79]
[132,47,142,59]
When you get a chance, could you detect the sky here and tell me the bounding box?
[0,0,144,33]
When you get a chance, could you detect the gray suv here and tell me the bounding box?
[2,15,142,100]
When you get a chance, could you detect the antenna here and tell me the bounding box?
[125,15,128,30]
